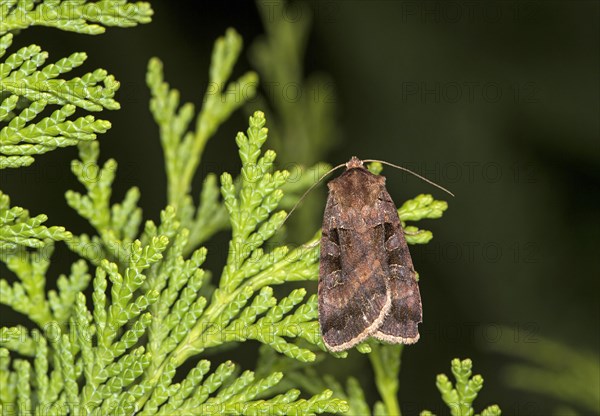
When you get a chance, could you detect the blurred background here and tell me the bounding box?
[3,1,598,415]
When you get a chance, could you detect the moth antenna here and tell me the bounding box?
[362,159,455,197]
[282,162,347,226]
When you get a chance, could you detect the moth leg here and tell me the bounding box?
[402,228,421,236]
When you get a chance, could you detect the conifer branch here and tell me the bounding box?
[0,32,116,168]
[421,358,502,416]
[1,1,152,168]
[147,28,258,251]
[0,0,152,34]
[65,141,142,267]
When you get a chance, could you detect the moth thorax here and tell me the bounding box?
[330,170,384,208]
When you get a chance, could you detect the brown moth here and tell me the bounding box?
[318,156,422,352]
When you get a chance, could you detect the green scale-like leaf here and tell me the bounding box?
[421,358,502,416]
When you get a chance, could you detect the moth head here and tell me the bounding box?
[346,156,364,170]
[283,157,453,227]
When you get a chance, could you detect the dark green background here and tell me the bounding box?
[3,1,599,415]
